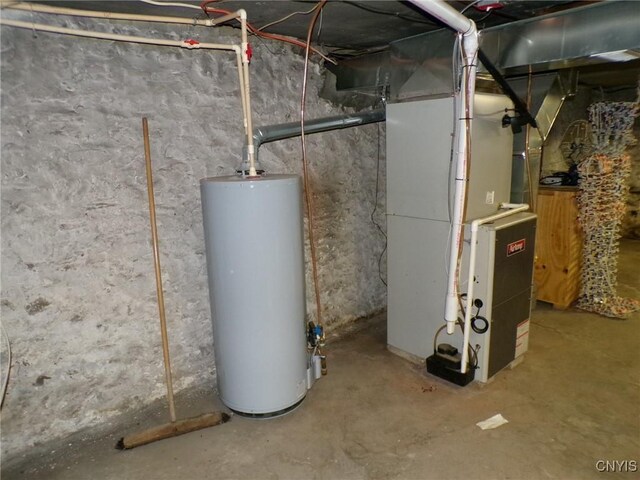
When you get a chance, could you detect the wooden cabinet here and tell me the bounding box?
[534,187,582,309]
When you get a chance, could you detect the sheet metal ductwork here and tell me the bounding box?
[329,2,640,96]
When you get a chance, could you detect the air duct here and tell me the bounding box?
[328,1,640,97]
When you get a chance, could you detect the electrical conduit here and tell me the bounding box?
[408,0,479,335]
[460,203,529,373]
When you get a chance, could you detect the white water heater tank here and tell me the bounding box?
[200,174,307,415]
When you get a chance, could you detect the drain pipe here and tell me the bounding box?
[408,0,478,335]
[242,108,385,171]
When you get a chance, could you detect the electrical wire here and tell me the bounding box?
[344,1,436,25]
[370,120,387,287]
[325,45,389,60]
[432,321,478,369]
[257,4,319,31]
[316,6,323,42]
[0,323,12,410]
[460,1,498,25]
[455,319,479,369]
[300,1,328,326]
[471,315,488,334]
[200,1,336,65]
[475,9,495,24]
[525,65,537,212]
[460,0,482,14]
[251,30,279,56]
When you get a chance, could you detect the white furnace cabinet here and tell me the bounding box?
[386,94,535,383]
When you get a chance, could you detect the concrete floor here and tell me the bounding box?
[4,240,639,480]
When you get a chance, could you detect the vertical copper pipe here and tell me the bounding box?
[300,1,327,326]
[525,67,536,213]
[142,117,177,423]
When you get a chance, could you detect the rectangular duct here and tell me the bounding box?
[509,70,578,204]
[328,1,640,96]
[480,1,640,76]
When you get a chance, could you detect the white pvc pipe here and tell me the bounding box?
[409,0,479,335]
[0,13,257,175]
[235,49,249,136]
[238,10,257,177]
[409,0,474,34]
[0,18,237,50]
[6,2,247,29]
[460,203,529,373]
[6,2,216,26]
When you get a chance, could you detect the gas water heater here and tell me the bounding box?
[201,174,321,416]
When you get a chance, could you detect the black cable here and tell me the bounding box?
[475,9,495,25]
[252,32,279,56]
[461,1,498,24]
[432,319,478,369]
[344,1,436,25]
[371,120,387,287]
[433,324,448,356]
[327,46,389,60]
[456,319,479,369]
[471,315,489,334]
[458,293,467,319]
[460,0,482,14]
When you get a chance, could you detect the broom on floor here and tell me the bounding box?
[117,118,229,450]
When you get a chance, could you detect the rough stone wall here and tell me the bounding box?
[0,14,386,459]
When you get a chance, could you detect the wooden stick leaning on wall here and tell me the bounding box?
[116,118,229,450]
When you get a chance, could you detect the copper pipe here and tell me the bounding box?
[300,1,327,326]
[525,66,536,213]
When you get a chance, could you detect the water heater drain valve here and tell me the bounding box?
[307,322,325,348]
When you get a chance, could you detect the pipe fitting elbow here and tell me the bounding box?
[461,21,479,61]
[462,19,478,38]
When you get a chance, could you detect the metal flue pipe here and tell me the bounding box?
[245,109,385,168]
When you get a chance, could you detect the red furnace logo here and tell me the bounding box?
[507,239,526,256]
